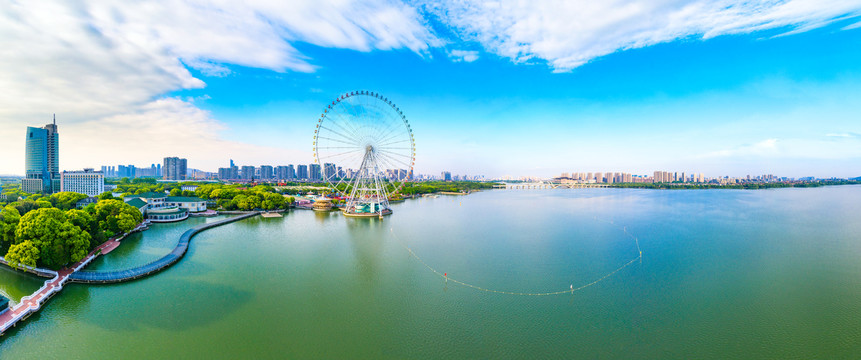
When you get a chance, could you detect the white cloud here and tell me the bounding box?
[826,132,859,138]
[699,136,861,161]
[449,49,479,62]
[62,98,309,171]
[0,0,437,174]
[422,0,861,71]
[703,138,780,158]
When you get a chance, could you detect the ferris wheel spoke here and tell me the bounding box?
[377,139,412,147]
[376,148,414,160]
[375,151,412,170]
[318,126,359,145]
[320,118,356,140]
[329,107,364,140]
[373,115,406,142]
[371,155,406,192]
[321,148,362,160]
[316,146,361,149]
[316,136,358,147]
[327,117,362,144]
[375,127,410,147]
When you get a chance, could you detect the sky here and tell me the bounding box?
[2,0,861,179]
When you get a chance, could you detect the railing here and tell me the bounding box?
[69,212,258,284]
[0,256,59,278]
[0,273,63,334]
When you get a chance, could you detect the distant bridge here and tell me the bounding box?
[494,182,611,190]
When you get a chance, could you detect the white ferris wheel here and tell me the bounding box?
[313,91,415,217]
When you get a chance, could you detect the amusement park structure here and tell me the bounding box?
[313,91,415,217]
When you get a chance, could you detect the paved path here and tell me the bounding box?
[0,229,139,335]
[0,215,256,335]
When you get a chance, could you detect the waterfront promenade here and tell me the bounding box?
[0,237,119,335]
[70,212,258,284]
[0,213,257,336]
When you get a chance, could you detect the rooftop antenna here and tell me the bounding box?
[53,113,56,125]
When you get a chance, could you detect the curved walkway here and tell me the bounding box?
[68,212,258,284]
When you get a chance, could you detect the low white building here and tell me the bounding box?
[124,192,207,222]
[165,196,207,212]
[60,168,104,196]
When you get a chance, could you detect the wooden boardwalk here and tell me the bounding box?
[0,213,257,336]
[0,238,118,335]
[69,212,258,284]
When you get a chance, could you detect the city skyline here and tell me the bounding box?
[2,2,861,178]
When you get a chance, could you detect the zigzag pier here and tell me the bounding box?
[0,212,259,336]
[69,212,258,284]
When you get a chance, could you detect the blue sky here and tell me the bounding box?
[2,1,861,178]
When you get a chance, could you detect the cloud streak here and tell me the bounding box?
[422,0,861,71]
[0,0,438,173]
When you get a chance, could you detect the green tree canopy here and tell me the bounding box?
[50,191,88,210]
[0,206,21,250]
[94,199,144,237]
[6,240,39,270]
[14,207,91,269]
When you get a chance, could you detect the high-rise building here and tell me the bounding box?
[275,165,295,180]
[297,165,308,180]
[241,165,256,180]
[218,168,231,180]
[275,166,287,180]
[309,163,322,182]
[23,116,60,194]
[441,171,452,181]
[60,168,104,197]
[323,163,336,181]
[117,165,133,178]
[260,165,273,180]
[163,157,187,180]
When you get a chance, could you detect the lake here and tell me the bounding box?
[1,186,860,358]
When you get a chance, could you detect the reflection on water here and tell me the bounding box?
[345,217,387,285]
[0,266,43,304]
[313,210,338,224]
[1,186,861,359]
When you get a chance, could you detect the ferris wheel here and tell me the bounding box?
[313,90,415,217]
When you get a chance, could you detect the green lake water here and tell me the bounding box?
[1,186,860,358]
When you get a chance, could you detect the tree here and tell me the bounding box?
[0,206,21,251]
[98,191,115,200]
[169,188,181,196]
[13,207,91,269]
[6,240,39,269]
[66,208,104,248]
[50,191,88,210]
[94,199,143,236]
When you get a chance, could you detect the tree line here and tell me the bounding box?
[0,192,143,270]
[194,184,295,211]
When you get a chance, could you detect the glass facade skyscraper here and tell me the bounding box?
[23,118,60,194]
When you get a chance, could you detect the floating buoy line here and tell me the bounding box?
[389,217,642,296]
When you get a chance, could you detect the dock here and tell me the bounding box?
[0,212,258,335]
